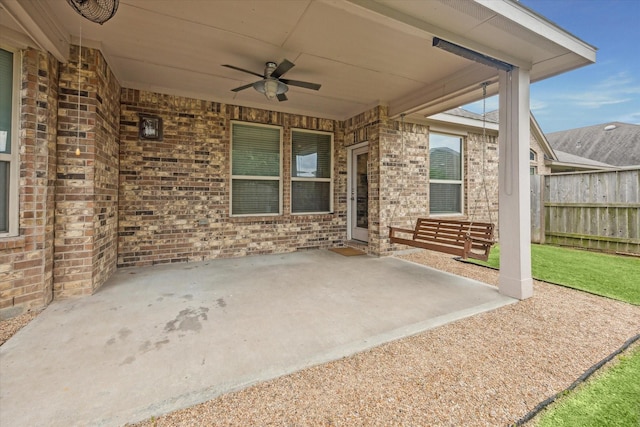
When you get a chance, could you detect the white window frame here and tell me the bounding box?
[230,121,283,217]
[290,128,333,215]
[428,131,464,217]
[0,46,20,237]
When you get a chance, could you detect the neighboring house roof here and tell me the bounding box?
[484,110,500,124]
[550,149,617,173]
[546,122,640,167]
[554,150,613,167]
[426,108,499,133]
[441,108,498,124]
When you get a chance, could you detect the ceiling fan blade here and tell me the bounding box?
[222,64,263,78]
[231,82,256,92]
[280,79,321,91]
[277,93,288,102]
[271,59,294,79]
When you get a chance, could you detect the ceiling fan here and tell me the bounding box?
[66,0,119,24]
[223,60,321,102]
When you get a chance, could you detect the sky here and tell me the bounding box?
[464,0,640,134]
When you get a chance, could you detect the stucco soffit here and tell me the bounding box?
[388,64,498,118]
[340,0,532,69]
[476,0,597,62]
[0,0,69,62]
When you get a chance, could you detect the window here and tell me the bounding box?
[530,150,537,175]
[291,130,333,213]
[231,122,282,216]
[429,133,463,215]
[0,47,19,236]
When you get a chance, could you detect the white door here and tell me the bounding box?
[350,145,369,242]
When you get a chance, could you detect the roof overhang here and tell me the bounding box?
[547,160,618,173]
[0,0,596,121]
[422,111,499,135]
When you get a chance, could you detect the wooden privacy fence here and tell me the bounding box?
[530,169,640,255]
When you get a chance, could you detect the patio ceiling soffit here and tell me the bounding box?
[342,0,529,119]
[0,0,69,62]
[344,0,595,119]
[1,0,596,123]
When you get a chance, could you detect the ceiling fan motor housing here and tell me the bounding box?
[264,62,278,77]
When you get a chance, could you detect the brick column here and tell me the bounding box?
[54,45,120,298]
[379,110,429,256]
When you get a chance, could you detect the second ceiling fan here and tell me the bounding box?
[223,59,321,102]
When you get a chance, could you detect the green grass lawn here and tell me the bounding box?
[471,244,640,305]
[533,345,640,427]
[469,244,640,426]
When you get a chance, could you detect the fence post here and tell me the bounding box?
[539,174,545,244]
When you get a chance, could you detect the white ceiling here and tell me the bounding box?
[1,0,596,121]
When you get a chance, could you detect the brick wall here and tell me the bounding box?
[340,107,432,256]
[54,45,120,297]
[92,47,120,291]
[465,132,499,228]
[118,90,347,267]
[380,111,430,254]
[0,48,58,319]
[0,43,542,319]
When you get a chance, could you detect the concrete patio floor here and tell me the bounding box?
[0,250,516,427]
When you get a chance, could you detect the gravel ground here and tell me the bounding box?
[2,251,639,426]
[0,309,41,346]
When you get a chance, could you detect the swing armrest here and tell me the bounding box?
[464,235,495,245]
[388,226,416,237]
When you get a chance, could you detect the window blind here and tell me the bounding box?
[0,49,12,154]
[231,123,282,215]
[232,124,280,176]
[291,132,331,178]
[429,133,463,215]
[232,179,280,215]
[430,183,461,214]
[291,181,330,213]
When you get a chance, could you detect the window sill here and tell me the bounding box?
[228,213,336,224]
[428,214,466,219]
[0,235,26,250]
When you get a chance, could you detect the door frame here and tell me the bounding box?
[347,142,369,242]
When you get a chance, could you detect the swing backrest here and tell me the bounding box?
[414,218,494,248]
[389,218,495,261]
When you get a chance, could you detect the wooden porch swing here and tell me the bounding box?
[389,218,495,261]
[388,83,496,262]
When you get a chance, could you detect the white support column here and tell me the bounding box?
[497,68,533,300]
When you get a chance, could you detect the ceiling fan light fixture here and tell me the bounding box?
[253,78,288,100]
[225,59,319,102]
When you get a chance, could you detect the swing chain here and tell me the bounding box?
[467,82,494,236]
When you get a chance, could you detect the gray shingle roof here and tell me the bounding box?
[546,122,640,167]
[444,108,498,123]
[553,149,615,168]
